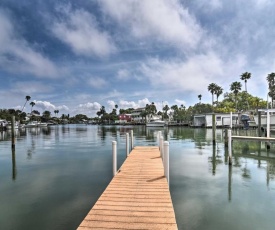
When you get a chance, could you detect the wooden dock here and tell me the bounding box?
[77,146,177,230]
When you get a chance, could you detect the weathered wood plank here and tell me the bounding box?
[77,146,177,230]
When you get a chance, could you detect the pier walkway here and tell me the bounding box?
[77,146,177,230]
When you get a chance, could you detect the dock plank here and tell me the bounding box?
[77,146,177,230]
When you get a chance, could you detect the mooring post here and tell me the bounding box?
[160,136,164,158]
[130,130,134,150]
[163,141,169,186]
[112,141,117,176]
[212,113,216,145]
[228,129,232,165]
[258,111,261,136]
[126,133,129,157]
[11,116,15,149]
[12,147,16,180]
[224,129,228,147]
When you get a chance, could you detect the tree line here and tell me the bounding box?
[0,72,274,124]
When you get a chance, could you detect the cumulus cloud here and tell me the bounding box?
[78,102,101,110]
[119,98,151,109]
[139,53,246,94]
[0,9,60,78]
[33,100,69,112]
[51,5,116,57]
[72,102,101,116]
[99,0,203,51]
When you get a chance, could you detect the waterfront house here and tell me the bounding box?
[117,114,132,124]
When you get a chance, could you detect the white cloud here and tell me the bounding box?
[51,5,116,57]
[139,53,246,95]
[119,98,151,109]
[0,9,60,78]
[107,100,116,108]
[33,100,69,112]
[88,76,108,89]
[175,99,186,106]
[78,102,101,110]
[12,81,54,94]
[116,69,130,81]
[72,102,101,116]
[100,0,203,51]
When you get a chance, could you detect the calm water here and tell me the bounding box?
[0,125,275,230]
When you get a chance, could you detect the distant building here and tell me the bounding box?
[117,114,132,124]
[131,108,145,123]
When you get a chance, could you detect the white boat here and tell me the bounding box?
[6,121,19,130]
[146,119,166,127]
[25,121,48,128]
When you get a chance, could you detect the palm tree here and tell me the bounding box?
[163,105,170,119]
[198,94,202,104]
[267,73,275,107]
[216,86,223,102]
[240,72,251,92]
[30,101,35,113]
[208,83,218,109]
[230,81,242,110]
[267,72,275,88]
[21,95,31,113]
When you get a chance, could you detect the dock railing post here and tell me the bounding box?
[158,131,161,149]
[112,141,117,176]
[126,133,129,157]
[164,141,169,186]
[130,130,134,150]
[11,116,15,149]
[228,129,232,165]
[160,136,163,158]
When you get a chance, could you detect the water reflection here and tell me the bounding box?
[1,125,275,230]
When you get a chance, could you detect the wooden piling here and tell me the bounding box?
[112,141,117,176]
[224,129,228,147]
[258,111,261,136]
[212,114,216,145]
[228,129,232,165]
[126,133,129,157]
[11,116,15,149]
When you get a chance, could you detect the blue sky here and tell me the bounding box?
[0,0,275,117]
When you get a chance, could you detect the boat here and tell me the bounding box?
[6,121,20,130]
[25,121,48,128]
[146,119,166,127]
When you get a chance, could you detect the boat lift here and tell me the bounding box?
[227,109,275,164]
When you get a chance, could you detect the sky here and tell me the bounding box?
[0,0,275,117]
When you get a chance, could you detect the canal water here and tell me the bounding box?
[0,125,275,230]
